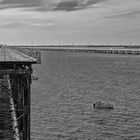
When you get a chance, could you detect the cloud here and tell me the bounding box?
[0,0,42,10]
[49,0,107,11]
[104,0,140,19]
[54,1,79,11]
[0,0,107,11]
[0,7,56,31]
[116,10,140,18]
[2,22,28,28]
[1,0,140,45]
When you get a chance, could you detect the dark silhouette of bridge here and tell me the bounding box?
[0,45,37,140]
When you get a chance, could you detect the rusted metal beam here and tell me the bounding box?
[0,69,32,75]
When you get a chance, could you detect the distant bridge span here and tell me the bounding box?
[12,46,140,55]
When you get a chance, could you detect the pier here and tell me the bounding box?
[37,47,140,55]
[11,45,140,55]
[0,45,37,140]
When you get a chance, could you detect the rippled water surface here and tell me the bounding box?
[31,52,140,140]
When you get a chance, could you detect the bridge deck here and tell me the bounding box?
[0,45,36,63]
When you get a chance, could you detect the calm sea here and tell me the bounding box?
[31,51,140,140]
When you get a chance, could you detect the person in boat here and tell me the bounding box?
[93,101,101,108]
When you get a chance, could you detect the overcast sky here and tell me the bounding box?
[0,0,140,45]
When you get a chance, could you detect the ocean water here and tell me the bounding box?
[31,51,140,140]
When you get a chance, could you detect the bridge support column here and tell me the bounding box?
[0,63,33,140]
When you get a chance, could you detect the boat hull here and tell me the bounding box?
[93,102,113,109]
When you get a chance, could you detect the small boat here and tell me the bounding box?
[93,101,113,109]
